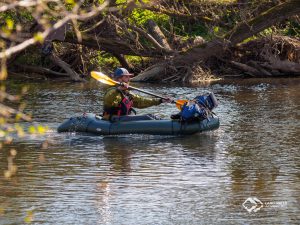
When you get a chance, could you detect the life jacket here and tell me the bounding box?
[103,88,135,117]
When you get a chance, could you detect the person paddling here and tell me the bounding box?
[102,68,171,121]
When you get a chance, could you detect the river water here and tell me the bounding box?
[0,78,299,224]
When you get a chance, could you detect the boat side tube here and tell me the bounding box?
[57,114,110,135]
[57,113,220,135]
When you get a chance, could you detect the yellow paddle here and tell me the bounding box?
[91,71,187,110]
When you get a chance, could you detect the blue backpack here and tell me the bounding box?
[179,92,218,121]
[180,102,207,121]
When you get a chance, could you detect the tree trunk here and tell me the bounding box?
[49,53,84,81]
[146,20,172,51]
[112,53,133,70]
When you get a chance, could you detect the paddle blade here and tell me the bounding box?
[91,71,117,86]
[175,99,188,110]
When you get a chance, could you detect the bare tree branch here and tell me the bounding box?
[0,0,110,59]
[0,0,43,12]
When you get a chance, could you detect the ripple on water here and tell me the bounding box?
[1,79,300,224]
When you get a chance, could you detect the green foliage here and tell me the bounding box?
[125,55,143,64]
[282,21,300,37]
[211,25,228,38]
[65,0,75,4]
[129,9,169,27]
[93,52,119,72]
[15,48,42,66]
[18,10,34,21]
[115,0,168,26]
[0,10,33,43]
[24,210,34,223]
[173,21,209,39]
[116,0,126,4]
[0,13,15,35]
[34,32,45,43]
[0,10,34,24]
[91,51,150,73]
[239,27,275,44]
[28,125,48,135]
[260,27,274,36]
[65,0,76,10]
[240,36,258,44]
[116,0,150,5]
[0,12,15,23]
[126,55,152,69]
[1,84,48,179]
[6,19,14,30]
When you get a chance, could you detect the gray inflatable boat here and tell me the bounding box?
[57,113,220,135]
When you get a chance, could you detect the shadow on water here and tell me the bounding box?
[63,131,220,164]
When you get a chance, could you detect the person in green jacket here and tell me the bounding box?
[103,68,171,121]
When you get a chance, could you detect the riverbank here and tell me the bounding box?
[7,35,300,84]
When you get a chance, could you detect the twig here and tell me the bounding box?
[0,0,42,12]
[0,103,32,121]
[0,91,20,101]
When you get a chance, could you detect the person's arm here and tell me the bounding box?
[103,88,123,108]
[131,93,161,108]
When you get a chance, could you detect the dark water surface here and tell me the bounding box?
[0,78,299,224]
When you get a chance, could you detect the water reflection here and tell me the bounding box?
[57,133,221,224]
[64,132,220,172]
[216,80,300,222]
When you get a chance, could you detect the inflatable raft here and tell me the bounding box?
[57,113,220,135]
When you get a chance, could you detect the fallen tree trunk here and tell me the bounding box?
[131,40,222,82]
[229,61,259,77]
[130,64,167,81]
[248,61,272,76]
[13,63,69,77]
[8,71,47,80]
[131,0,300,82]
[261,56,300,74]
